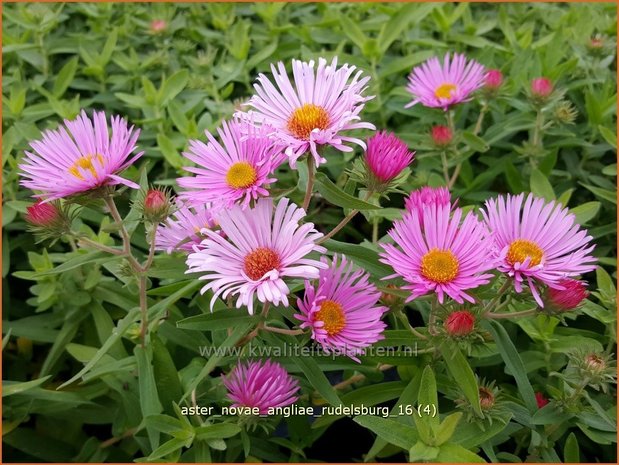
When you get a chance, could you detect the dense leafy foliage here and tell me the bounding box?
[2,2,617,463]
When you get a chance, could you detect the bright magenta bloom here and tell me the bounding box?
[405,53,486,110]
[19,110,142,200]
[178,119,285,210]
[364,131,415,184]
[155,202,219,253]
[295,255,387,361]
[186,197,326,314]
[482,193,596,306]
[380,203,493,304]
[239,57,375,168]
[223,359,299,414]
[405,186,452,228]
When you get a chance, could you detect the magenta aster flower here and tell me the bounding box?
[295,255,387,361]
[364,131,415,186]
[223,359,299,414]
[155,201,219,253]
[186,197,327,314]
[405,53,486,110]
[482,193,596,306]
[177,119,285,210]
[239,57,375,168]
[19,110,143,200]
[380,203,494,304]
[405,186,452,228]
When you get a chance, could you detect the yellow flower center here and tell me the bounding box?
[315,300,346,336]
[68,154,104,180]
[243,247,280,281]
[226,162,257,189]
[287,103,330,140]
[420,248,459,283]
[506,239,544,267]
[435,83,457,100]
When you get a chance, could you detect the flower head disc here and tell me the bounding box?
[287,104,330,140]
[69,153,105,180]
[226,161,258,189]
[243,247,281,281]
[435,83,457,100]
[506,239,544,267]
[315,300,346,336]
[421,249,459,284]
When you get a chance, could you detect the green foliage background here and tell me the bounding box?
[2,2,617,463]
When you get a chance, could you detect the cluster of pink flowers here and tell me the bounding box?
[17,52,596,411]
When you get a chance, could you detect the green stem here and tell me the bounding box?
[318,191,373,244]
[396,309,427,340]
[428,299,439,336]
[485,308,538,319]
[440,151,450,184]
[262,326,304,336]
[302,156,315,211]
[473,102,489,136]
[372,219,379,243]
[482,279,512,314]
[532,108,544,148]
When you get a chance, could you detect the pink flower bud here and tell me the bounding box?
[535,392,549,408]
[364,131,415,185]
[25,201,61,227]
[144,189,170,220]
[150,19,167,33]
[531,77,554,99]
[431,125,453,147]
[547,279,588,311]
[444,310,475,337]
[584,353,606,373]
[485,69,503,90]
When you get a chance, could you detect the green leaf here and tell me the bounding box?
[3,376,51,397]
[292,356,341,407]
[194,423,242,440]
[142,414,186,436]
[353,416,416,450]
[52,57,78,98]
[157,133,184,169]
[377,3,435,53]
[159,70,189,106]
[314,172,380,210]
[598,125,617,148]
[338,14,367,50]
[461,131,490,153]
[176,311,260,331]
[135,345,163,417]
[440,341,482,416]
[580,183,617,204]
[323,240,392,278]
[435,412,463,446]
[530,168,555,201]
[570,201,600,224]
[564,432,580,462]
[408,441,440,462]
[436,443,486,463]
[483,320,538,413]
[152,334,183,416]
[148,437,190,460]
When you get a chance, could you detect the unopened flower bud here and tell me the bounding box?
[535,392,549,408]
[25,200,61,227]
[479,386,495,410]
[547,279,588,311]
[150,19,167,33]
[143,188,171,222]
[431,125,453,148]
[380,284,403,308]
[484,69,503,92]
[587,36,605,53]
[364,131,415,188]
[444,310,475,337]
[530,77,554,101]
[584,353,606,374]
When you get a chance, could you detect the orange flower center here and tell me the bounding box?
[226,162,257,189]
[506,239,544,267]
[315,300,346,336]
[434,83,457,100]
[287,104,330,140]
[69,154,104,180]
[243,247,280,281]
[420,248,459,283]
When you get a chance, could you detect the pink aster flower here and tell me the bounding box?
[482,193,597,306]
[155,201,219,253]
[364,131,415,187]
[177,119,285,210]
[19,110,142,200]
[295,255,388,361]
[186,197,327,314]
[404,186,452,228]
[380,203,494,304]
[223,359,299,414]
[239,57,375,168]
[405,53,486,111]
